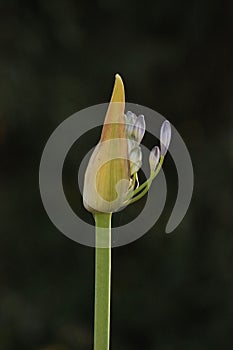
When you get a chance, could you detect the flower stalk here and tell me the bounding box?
[94,212,112,350]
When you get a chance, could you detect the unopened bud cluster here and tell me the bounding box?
[83,75,172,214]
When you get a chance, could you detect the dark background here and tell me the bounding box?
[0,0,232,349]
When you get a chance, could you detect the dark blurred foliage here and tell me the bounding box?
[0,0,232,349]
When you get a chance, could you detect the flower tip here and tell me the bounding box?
[115,73,122,81]
[111,74,124,103]
[160,120,171,156]
[100,73,126,142]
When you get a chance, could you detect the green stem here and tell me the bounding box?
[94,212,112,350]
[124,156,164,206]
[127,178,153,205]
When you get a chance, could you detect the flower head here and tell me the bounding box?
[83,75,144,214]
[83,75,172,213]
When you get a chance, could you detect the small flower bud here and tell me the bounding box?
[132,114,145,144]
[149,146,160,172]
[129,146,142,175]
[125,111,137,136]
[160,120,171,156]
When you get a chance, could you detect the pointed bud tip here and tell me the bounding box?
[115,73,122,81]
[111,73,124,103]
[101,73,126,139]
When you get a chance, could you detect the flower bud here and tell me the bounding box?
[83,74,131,213]
[132,114,145,144]
[160,120,171,156]
[125,111,137,136]
[129,146,142,175]
[149,146,160,172]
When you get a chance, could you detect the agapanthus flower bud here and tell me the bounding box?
[129,146,142,175]
[124,112,145,175]
[125,112,146,144]
[125,111,137,136]
[160,120,171,156]
[83,75,146,214]
[149,146,160,173]
[132,114,145,144]
[83,74,131,213]
[83,75,172,213]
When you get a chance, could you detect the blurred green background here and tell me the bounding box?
[0,0,232,349]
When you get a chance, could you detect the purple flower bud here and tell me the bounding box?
[132,114,145,144]
[125,111,137,136]
[149,146,160,172]
[129,146,142,175]
[160,120,171,156]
